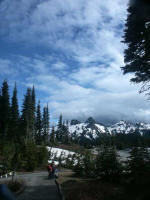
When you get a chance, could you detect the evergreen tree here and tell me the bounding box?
[58,114,62,129]
[57,114,64,142]
[0,88,2,137]
[0,80,10,140]
[62,123,69,144]
[31,86,36,138]
[82,150,95,178]
[9,83,19,141]
[42,104,50,145]
[21,87,35,140]
[50,126,55,144]
[96,147,122,182]
[35,100,42,145]
[122,0,150,92]
[128,147,150,184]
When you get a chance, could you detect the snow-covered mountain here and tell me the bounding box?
[66,118,150,139]
[68,117,108,141]
[109,120,150,135]
[54,117,150,142]
[108,120,136,134]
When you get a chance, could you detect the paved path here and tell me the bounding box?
[16,171,60,200]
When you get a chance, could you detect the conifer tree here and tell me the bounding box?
[21,88,35,140]
[96,147,122,182]
[0,88,2,137]
[42,104,50,145]
[56,114,63,142]
[62,123,69,144]
[35,100,42,145]
[122,0,150,93]
[31,86,36,138]
[9,83,19,141]
[0,80,10,139]
[58,114,62,129]
[50,126,55,144]
[128,147,150,183]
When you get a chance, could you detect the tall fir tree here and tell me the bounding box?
[50,126,55,144]
[56,114,63,142]
[42,104,50,145]
[0,88,2,137]
[31,86,36,139]
[95,147,122,182]
[0,80,10,139]
[9,83,19,141]
[35,100,42,145]
[128,147,150,183]
[122,0,150,93]
[56,116,69,144]
[21,87,35,140]
[58,114,62,129]
[62,122,69,144]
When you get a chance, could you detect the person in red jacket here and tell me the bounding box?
[47,163,53,179]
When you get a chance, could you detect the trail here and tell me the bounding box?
[16,171,60,200]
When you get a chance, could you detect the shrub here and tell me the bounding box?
[95,147,123,182]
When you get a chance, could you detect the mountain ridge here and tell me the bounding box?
[54,117,150,143]
[68,117,150,137]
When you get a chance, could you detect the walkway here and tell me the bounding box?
[16,171,60,200]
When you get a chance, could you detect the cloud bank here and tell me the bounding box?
[0,0,150,123]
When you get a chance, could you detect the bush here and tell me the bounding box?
[95,147,123,182]
[73,150,95,178]
[127,147,150,184]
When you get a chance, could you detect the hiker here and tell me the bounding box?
[51,162,55,178]
[47,163,53,179]
[55,167,59,179]
[51,162,59,178]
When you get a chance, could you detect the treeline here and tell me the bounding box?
[95,132,150,150]
[0,80,50,145]
[50,114,71,145]
[0,80,50,172]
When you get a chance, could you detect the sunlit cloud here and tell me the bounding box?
[1,0,149,123]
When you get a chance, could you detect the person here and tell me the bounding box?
[51,162,55,179]
[54,167,59,179]
[0,184,16,200]
[51,162,59,179]
[47,163,53,179]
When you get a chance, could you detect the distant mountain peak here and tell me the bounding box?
[70,119,81,125]
[85,117,96,124]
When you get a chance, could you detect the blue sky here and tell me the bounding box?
[0,0,150,124]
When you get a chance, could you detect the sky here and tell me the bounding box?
[0,0,150,124]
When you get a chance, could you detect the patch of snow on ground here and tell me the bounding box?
[47,147,75,156]
[47,147,76,165]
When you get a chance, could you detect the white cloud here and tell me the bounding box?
[52,62,67,70]
[1,0,150,123]
[21,56,150,123]
[0,0,128,64]
[1,54,150,123]
[0,59,17,75]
